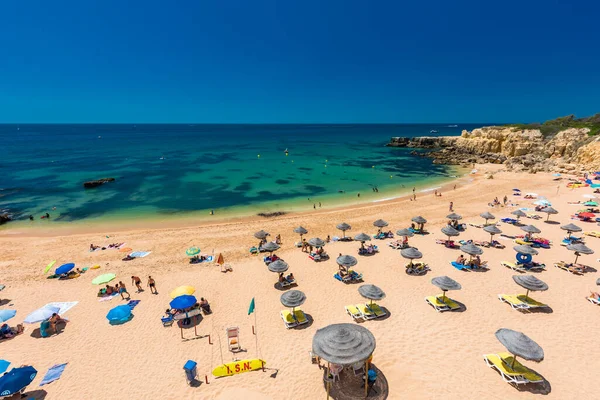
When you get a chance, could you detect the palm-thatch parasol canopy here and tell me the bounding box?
[411,216,427,225]
[396,228,414,237]
[480,211,495,221]
[373,219,389,228]
[354,233,371,242]
[312,323,376,366]
[294,226,308,235]
[567,243,594,255]
[511,209,527,218]
[401,247,422,260]
[483,225,502,235]
[268,259,289,273]
[446,213,462,220]
[261,242,280,252]
[358,285,386,301]
[254,230,270,239]
[512,275,548,292]
[337,255,358,267]
[336,222,351,232]
[495,328,544,362]
[441,225,460,238]
[431,276,462,291]
[560,223,582,233]
[520,225,541,234]
[540,207,558,215]
[460,243,483,256]
[308,237,326,248]
[513,245,539,255]
[280,290,306,308]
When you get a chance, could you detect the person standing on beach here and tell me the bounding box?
[313,204,316,209]
[147,276,157,294]
[319,202,321,208]
[118,281,130,300]
[454,184,456,190]
[503,195,508,205]
[131,276,143,292]
[449,201,453,212]
[358,192,360,198]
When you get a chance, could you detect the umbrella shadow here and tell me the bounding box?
[109,314,135,326]
[544,221,560,225]
[177,314,203,329]
[524,306,553,314]
[371,307,391,321]
[515,373,552,395]
[30,320,69,338]
[292,313,314,330]
[0,299,11,306]
[274,282,298,291]
[23,389,48,399]
[584,266,598,273]
[323,363,389,399]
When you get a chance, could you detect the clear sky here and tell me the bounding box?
[0,0,598,123]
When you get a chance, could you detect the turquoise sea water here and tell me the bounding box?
[0,124,480,227]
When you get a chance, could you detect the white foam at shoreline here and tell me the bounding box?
[419,186,442,193]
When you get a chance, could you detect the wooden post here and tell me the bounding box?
[208,334,212,345]
[326,364,330,400]
[205,375,209,384]
[364,360,368,397]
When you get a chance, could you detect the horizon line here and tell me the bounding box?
[0,121,510,125]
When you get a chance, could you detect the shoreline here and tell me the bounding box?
[0,168,468,238]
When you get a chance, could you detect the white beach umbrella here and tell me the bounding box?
[24,305,61,324]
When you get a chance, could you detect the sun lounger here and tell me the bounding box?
[279,278,296,288]
[498,294,529,310]
[500,261,526,272]
[587,296,600,305]
[424,295,460,312]
[355,304,376,320]
[334,271,363,283]
[584,231,600,238]
[345,305,363,321]
[406,262,429,275]
[441,296,461,310]
[554,261,585,274]
[517,295,548,309]
[366,303,386,317]
[161,314,175,327]
[280,309,309,328]
[293,309,309,325]
[483,353,543,385]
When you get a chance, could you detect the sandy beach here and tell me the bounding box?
[2,164,599,400]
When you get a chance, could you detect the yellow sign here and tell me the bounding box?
[212,359,266,377]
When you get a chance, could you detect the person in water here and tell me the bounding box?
[29,215,34,221]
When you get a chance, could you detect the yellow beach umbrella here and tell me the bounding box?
[170,285,196,299]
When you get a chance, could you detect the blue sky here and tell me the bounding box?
[0,0,598,123]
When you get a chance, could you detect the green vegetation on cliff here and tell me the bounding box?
[506,113,600,137]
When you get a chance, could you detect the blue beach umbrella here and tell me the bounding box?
[0,309,16,323]
[170,295,197,310]
[106,305,132,324]
[0,360,10,374]
[0,366,37,397]
[55,263,75,275]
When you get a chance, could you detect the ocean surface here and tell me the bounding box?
[0,124,484,227]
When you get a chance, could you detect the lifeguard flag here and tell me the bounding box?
[248,297,255,315]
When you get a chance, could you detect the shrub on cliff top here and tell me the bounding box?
[506,113,600,137]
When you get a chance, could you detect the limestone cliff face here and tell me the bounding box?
[388,126,594,172]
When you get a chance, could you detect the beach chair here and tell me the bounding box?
[226,327,241,352]
[587,296,600,305]
[498,294,529,310]
[500,261,526,272]
[517,295,548,309]
[279,278,297,288]
[345,305,364,322]
[584,231,600,238]
[280,310,299,329]
[406,263,429,275]
[441,296,461,310]
[355,304,376,320]
[161,314,175,327]
[425,296,450,312]
[483,353,543,385]
[352,362,365,376]
[366,303,386,318]
[294,309,309,326]
[554,261,585,275]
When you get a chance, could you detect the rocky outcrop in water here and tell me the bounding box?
[0,213,11,225]
[83,178,115,189]
[389,125,597,173]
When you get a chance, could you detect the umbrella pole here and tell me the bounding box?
[525,289,530,300]
[442,290,447,302]
[574,253,579,264]
[326,363,331,400]
[364,359,368,397]
[511,354,517,369]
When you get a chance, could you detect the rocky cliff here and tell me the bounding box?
[388,125,597,173]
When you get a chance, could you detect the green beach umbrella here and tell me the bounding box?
[186,247,200,257]
[92,273,116,285]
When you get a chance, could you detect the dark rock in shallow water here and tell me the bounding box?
[257,211,287,218]
[83,178,115,189]
[0,213,11,224]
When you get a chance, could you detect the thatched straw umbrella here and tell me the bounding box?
[308,237,326,248]
[401,247,422,267]
[512,275,548,300]
[513,245,539,256]
[261,241,280,254]
[567,243,594,264]
[254,230,270,240]
[312,323,376,398]
[483,225,502,243]
[396,228,414,238]
[354,233,371,250]
[268,259,289,273]
[441,225,460,241]
[280,290,306,313]
[560,223,582,237]
[446,213,462,221]
[431,276,461,303]
[511,209,527,221]
[460,243,483,263]
[495,328,544,369]
[411,216,427,231]
[373,219,388,234]
[358,284,386,306]
[337,255,358,268]
[540,206,558,222]
[480,212,495,225]
[336,223,352,239]
[294,226,308,240]
[520,225,541,240]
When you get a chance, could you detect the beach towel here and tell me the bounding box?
[0,359,10,374]
[98,293,119,302]
[39,363,68,386]
[129,251,151,258]
[127,300,141,310]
